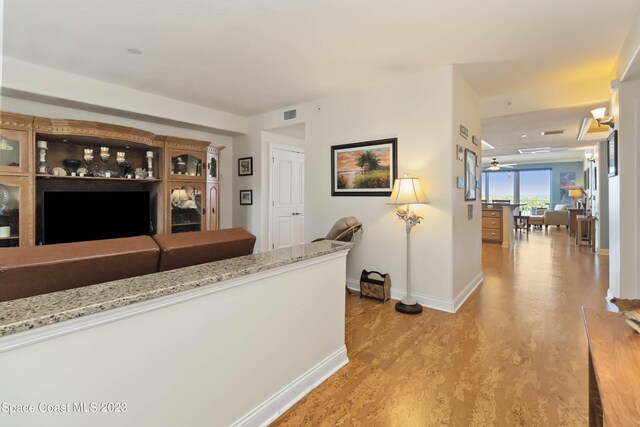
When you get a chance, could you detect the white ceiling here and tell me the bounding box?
[4,0,640,116]
[481,103,610,165]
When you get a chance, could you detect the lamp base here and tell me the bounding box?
[395,299,423,315]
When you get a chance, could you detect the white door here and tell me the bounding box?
[271,147,305,249]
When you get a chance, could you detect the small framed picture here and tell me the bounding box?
[238,157,253,176]
[472,136,480,146]
[456,145,464,161]
[240,190,253,205]
[464,149,477,201]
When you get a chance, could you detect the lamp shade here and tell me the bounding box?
[569,189,583,198]
[387,176,428,205]
[590,107,606,120]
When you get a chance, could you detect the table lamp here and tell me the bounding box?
[387,175,429,314]
[569,188,584,209]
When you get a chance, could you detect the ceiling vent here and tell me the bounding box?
[541,129,565,136]
[284,109,297,120]
[518,146,567,154]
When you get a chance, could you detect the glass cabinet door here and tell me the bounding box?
[0,182,21,247]
[169,183,205,233]
[168,150,205,179]
[207,152,218,182]
[0,128,29,175]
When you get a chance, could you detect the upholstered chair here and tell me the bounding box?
[544,204,570,229]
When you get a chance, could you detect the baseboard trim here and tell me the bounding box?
[346,279,457,313]
[606,288,618,312]
[597,248,609,256]
[233,346,348,427]
[453,271,484,312]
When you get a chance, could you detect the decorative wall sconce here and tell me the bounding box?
[585,152,596,163]
[590,108,615,129]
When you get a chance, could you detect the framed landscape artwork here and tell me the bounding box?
[464,149,477,201]
[331,138,397,196]
[607,130,618,177]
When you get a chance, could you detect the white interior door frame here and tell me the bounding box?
[269,143,305,250]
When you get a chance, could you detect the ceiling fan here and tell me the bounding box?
[486,158,517,171]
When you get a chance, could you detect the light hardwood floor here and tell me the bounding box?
[273,227,609,426]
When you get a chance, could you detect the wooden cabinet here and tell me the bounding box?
[0,110,226,246]
[482,209,502,243]
[164,136,224,234]
[0,128,31,176]
[0,112,34,246]
[205,145,222,230]
[206,183,219,231]
[583,308,640,426]
[207,149,219,182]
[0,176,33,247]
[168,181,206,234]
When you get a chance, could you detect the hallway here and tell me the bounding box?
[273,228,609,426]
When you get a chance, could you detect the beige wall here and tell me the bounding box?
[236,66,483,311]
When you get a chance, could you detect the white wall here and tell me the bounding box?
[0,252,349,427]
[609,79,640,298]
[2,57,247,134]
[1,96,235,229]
[236,67,483,311]
[597,140,610,251]
[451,68,483,301]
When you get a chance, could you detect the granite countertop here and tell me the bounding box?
[0,240,352,338]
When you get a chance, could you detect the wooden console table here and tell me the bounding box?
[582,307,640,426]
[569,208,583,237]
[577,216,596,252]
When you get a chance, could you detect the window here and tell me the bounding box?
[519,170,551,212]
[487,171,514,203]
[482,169,551,213]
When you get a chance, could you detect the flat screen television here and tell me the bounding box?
[43,191,151,245]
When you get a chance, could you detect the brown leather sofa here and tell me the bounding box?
[0,228,256,302]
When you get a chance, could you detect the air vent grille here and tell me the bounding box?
[518,146,567,154]
[541,130,565,136]
[284,109,297,120]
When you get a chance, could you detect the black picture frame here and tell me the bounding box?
[607,130,618,177]
[331,138,398,197]
[584,168,590,190]
[238,157,253,176]
[464,149,477,201]
[239,190,253,205]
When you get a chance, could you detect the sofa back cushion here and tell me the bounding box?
[153,228,256,272]
[0,236,160,302]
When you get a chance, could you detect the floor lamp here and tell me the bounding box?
[387,175,429,314]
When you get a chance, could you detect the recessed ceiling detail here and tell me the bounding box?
[577,117,609,141]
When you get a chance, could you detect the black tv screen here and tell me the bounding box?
[44,191,151,245]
